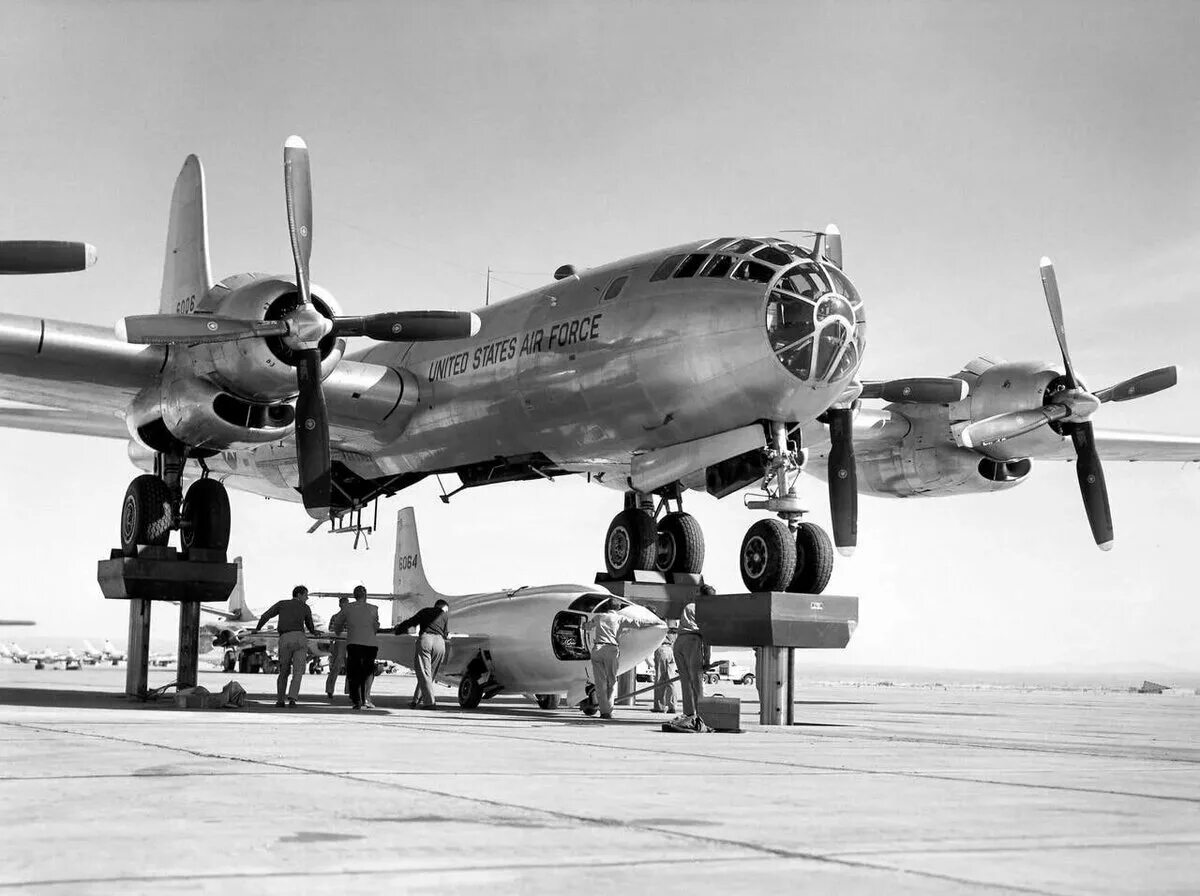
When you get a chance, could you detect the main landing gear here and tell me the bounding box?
[119,452,231,557]
[601,421,836,594]
[603,488,705,580]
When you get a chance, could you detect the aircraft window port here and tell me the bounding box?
[778,339,814,380]
[733,260,773,284]
[776,264,827,300]
[672,253,709,278]
[650,254,687,282]
[602,275,629,301]
[727,238,762,254]
[752,245,792,267]
[568,594,609,613]
[776,242,808,257]
[824,266,862,306]
[551,611,592,661]
[700,254,735,278]
[767,292,816,353]
[814,322,850,380]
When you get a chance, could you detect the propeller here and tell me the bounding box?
[826,406,857,556]
[859,377,969,404]
[956,258,1178,550]
[0,240,97,275]
[119,136,483,519]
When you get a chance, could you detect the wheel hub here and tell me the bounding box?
[743,535,768,578]
[608,527,630,568]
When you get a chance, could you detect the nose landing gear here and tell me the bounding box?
[740,422,835,594]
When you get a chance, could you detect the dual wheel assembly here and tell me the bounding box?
[119,474,231,557]
[603,506,835,594]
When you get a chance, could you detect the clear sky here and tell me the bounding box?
[1,1,1197,670]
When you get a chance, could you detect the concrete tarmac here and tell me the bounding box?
[1,666,1197,895]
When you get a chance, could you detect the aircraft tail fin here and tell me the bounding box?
[159,154,213,314]
[227,557,255,621]
[391,507,444,625]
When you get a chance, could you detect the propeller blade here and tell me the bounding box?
[860,377,969,404]
[294,348,331,520]
[118,314,289,345]
[283,136,314,307]
[1095,366,1177,404]
[331,310,482,342]
[1066,421,1113,550]
[958,405,1070,449]
[824,224,842,268]
[1039,258,1079,390]
[826,407,857,556]
[0,240,97,275]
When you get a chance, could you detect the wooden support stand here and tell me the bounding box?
[98,547,238,699]
[125,599,152,699]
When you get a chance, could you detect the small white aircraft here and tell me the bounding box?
[81,639,126,665]
[315,507,666,712]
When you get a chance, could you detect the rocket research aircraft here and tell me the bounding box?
[0,136,1196,594]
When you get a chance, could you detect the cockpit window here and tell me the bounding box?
[824,266,862,308]
[727,239,763,255]
[700,255,735,278]
[568,594,609,613]
[752,246,792,267]
[700,237,737,251]
[732,260,773,284]
[776,264,827,301]
[650,254,685,282]
[672,254,708,278]
[602,276,628,301]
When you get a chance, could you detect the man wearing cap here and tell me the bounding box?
[254,585,319,707]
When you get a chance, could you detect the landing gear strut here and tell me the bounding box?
[603,488,705,579]
[118,453,231,557]
[741,422,835,594]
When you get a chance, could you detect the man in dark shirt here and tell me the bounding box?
[394,599,449,709]
[254,585,319,707]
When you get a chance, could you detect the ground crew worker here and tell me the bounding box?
[673,598,706,729]
[324,596,349,701]
[395,599,449,709]
[584,602,660,719]
[254,585,318,707]
[336,586,380,710]
[652,630,677,713]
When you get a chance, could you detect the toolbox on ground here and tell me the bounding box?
[698,696,741,732]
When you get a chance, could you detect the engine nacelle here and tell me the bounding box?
[192,273,345,402]
[858,439,1032,498]
[949,356,1067,461]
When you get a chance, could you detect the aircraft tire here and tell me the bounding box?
[535,693,560,709]
[739,518,797,592]
[604,509,657,579]
[120,475,173,556]
[789,522,834,594]
[655,512,706,574]
[180,479,231,553]
[458,676,483,709]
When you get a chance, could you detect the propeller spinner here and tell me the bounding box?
[956,258,1178,550]
[119,136,482,519]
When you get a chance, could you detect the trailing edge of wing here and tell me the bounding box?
[1042,429,1200,463]
[0,407,128,439]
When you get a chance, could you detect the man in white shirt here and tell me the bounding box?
[584,603,659,719]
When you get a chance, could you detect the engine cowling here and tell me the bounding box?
[949,356,1066,462]
[126,273,348,454]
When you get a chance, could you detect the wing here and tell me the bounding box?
[376,633,491,679]
[1039,429,1200,463]
[0,314,165,416]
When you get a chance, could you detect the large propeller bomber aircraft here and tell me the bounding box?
[0,137,1196,595]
